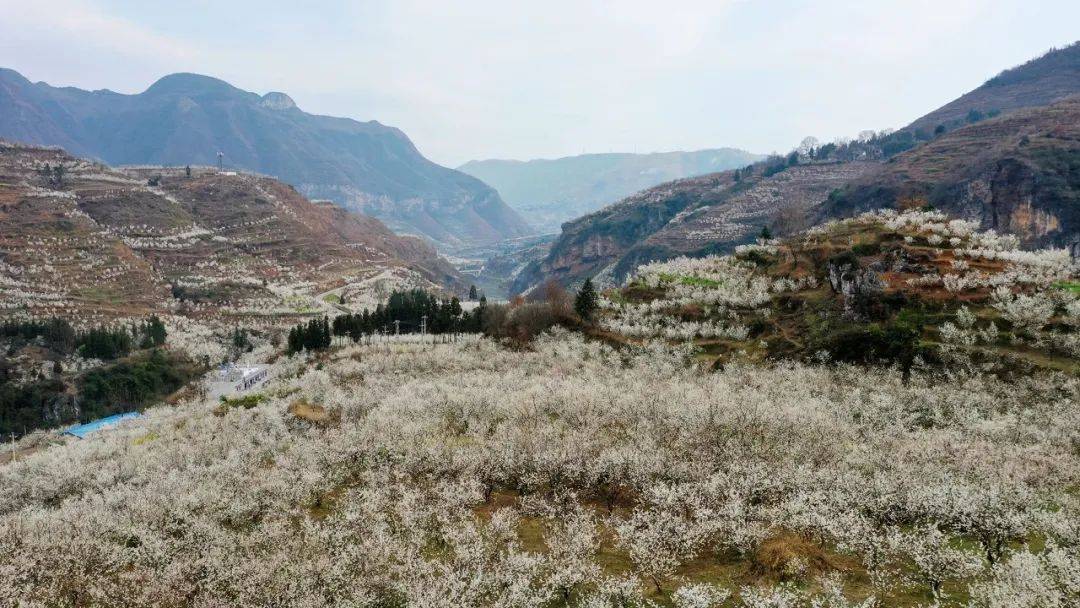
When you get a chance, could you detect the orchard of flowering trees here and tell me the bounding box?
[0,330,1077,606]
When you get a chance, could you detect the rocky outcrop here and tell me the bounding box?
[826,255,885,319]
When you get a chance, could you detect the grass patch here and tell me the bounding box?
[214,392,268,415]
[1052,280,1080,294]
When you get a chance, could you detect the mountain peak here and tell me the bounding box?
[144,73,243,98]
[260,91,297,111]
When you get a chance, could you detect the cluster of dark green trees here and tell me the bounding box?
[285,282,604,356]
[36,162,67,187]
[1,316,166,360]
[1,350,196,437]
[286,289,488,355]
[286,317,332,355]
[0,315,181,437]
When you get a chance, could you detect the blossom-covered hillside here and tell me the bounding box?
[1,331,1077,606]
[600,209,1080,376]
[1,212,1078,606]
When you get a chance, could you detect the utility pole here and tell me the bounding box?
[420,315,427,338]
[217,151,224,172]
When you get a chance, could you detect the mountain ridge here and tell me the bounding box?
[0,68,533,249]
[905,42,1080,134]
[514,42,1080,294]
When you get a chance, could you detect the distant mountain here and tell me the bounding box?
[458,148,762,232]
[0,141,466,319]
[0,68,533,249]
[906,42,1080,135]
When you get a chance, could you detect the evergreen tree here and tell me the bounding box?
[759,225,772,241]
[145,315,167,347]
[574,279,599,322]
[468,285,478,300]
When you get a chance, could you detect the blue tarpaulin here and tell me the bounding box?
[64,412,142,439]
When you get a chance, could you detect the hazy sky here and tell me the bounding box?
[2,0,1078,166]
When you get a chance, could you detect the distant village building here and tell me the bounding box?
[206,364,270,401]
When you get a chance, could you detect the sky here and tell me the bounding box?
[1,0,1078,167]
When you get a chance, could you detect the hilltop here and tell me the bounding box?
[459,148,762,232]
[0,69,533,248]
[907,42,1080,135]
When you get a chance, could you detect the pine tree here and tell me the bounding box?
[145,315,167,346]
[468,285,478,300]
[759,225,772,241]
[574,279,599,322]
[287,327,300,355]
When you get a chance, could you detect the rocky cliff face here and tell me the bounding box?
[0,69,533,249]
[821,99,1080,252]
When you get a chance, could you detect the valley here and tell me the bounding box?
[459,149,763,233]
[0,20,1078,608]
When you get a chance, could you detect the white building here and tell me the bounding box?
[206,364,270,401]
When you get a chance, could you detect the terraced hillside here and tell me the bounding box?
[0,141,464,321]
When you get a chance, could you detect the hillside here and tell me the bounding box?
[0,141,464,320]
[0,69,533,248]
[458,148,762,232]
[518,45,1080,295]
[512,160,876,294]
[600,208,1080,375]
[907,42,1080,135]
[821,98,1080,253]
